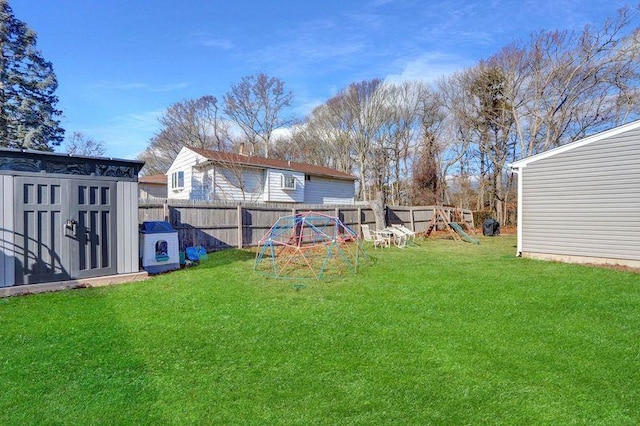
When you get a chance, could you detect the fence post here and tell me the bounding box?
[163,200,169,222]
[410,207,415,231]
[237,205,243,249]
[357,207,362,236]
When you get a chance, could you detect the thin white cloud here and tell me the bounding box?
[190,32,235,50]
[270,17,369,64]
[385,52,472,84]
[241,22,381,85]
[200,38,235,50]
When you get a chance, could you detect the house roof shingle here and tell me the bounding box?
[139,174,167,185]
[187,147,357,181]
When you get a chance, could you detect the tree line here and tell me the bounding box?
[137,73,293,174]
[1,0,638,224]
[140,6,640,224]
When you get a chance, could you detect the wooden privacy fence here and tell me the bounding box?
[138,200,474,250]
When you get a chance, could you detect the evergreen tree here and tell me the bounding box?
[0,0,63,150]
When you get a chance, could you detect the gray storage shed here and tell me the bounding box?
[511,120,640,268]
[0,148,144,286]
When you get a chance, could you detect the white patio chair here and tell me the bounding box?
[361,224,390,249]
[385,226,407,248]
[392,224,416,244]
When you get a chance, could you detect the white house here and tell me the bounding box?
[166,146,357,204]
[511,119,640,268]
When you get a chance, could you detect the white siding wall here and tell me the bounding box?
[166,147,206,200]
[190,168,210,201]
[520,127,640,264]
[117,181,140,274]
[304,176,355,204]
[167,148,355,205]
[212,167,265,202]
[265,169,304,203]
[0,175,15,286]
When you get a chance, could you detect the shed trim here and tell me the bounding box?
[510,119,640,169]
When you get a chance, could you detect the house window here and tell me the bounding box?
[281,174,296,190]
[171,171,184,190]
[305,175,311,181]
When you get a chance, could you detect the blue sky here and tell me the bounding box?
[10,0,626,159]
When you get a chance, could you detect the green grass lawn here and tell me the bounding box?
[1,235,639,425]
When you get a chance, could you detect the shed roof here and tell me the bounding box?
[187,147,357,181]
[0,147,144,180]
[510,119,640,169]
[0,147,145,165]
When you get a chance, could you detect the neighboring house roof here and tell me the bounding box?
[187,147,357,181]
[511,119,640,169]
[139,174,168,185]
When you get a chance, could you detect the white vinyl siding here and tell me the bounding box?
[212,167,265,202]
[265,169,304,202]
[166,147,207,200]
[304,176,355,204]
[166,147,356,205]
[519,126,640,263]
[189,168,211,201]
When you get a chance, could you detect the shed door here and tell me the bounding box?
[69,181,117,279]
[14,178,118,284]
[14,177,70,284]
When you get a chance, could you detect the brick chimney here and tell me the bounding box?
[239,142,246,156]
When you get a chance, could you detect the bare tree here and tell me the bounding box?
[438,72,479,207]
[288,110,353,173]
[437,5,640,223]
[223,73,293,158]
[510,6,640,159]
[413,83,447,205]
[322,79,389,202]
[138,95,232,175]
[379,82,414,205]
[158,95,231,151]
[292,80,445,206]
[477,5,640,222]
[62,131,105,157]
